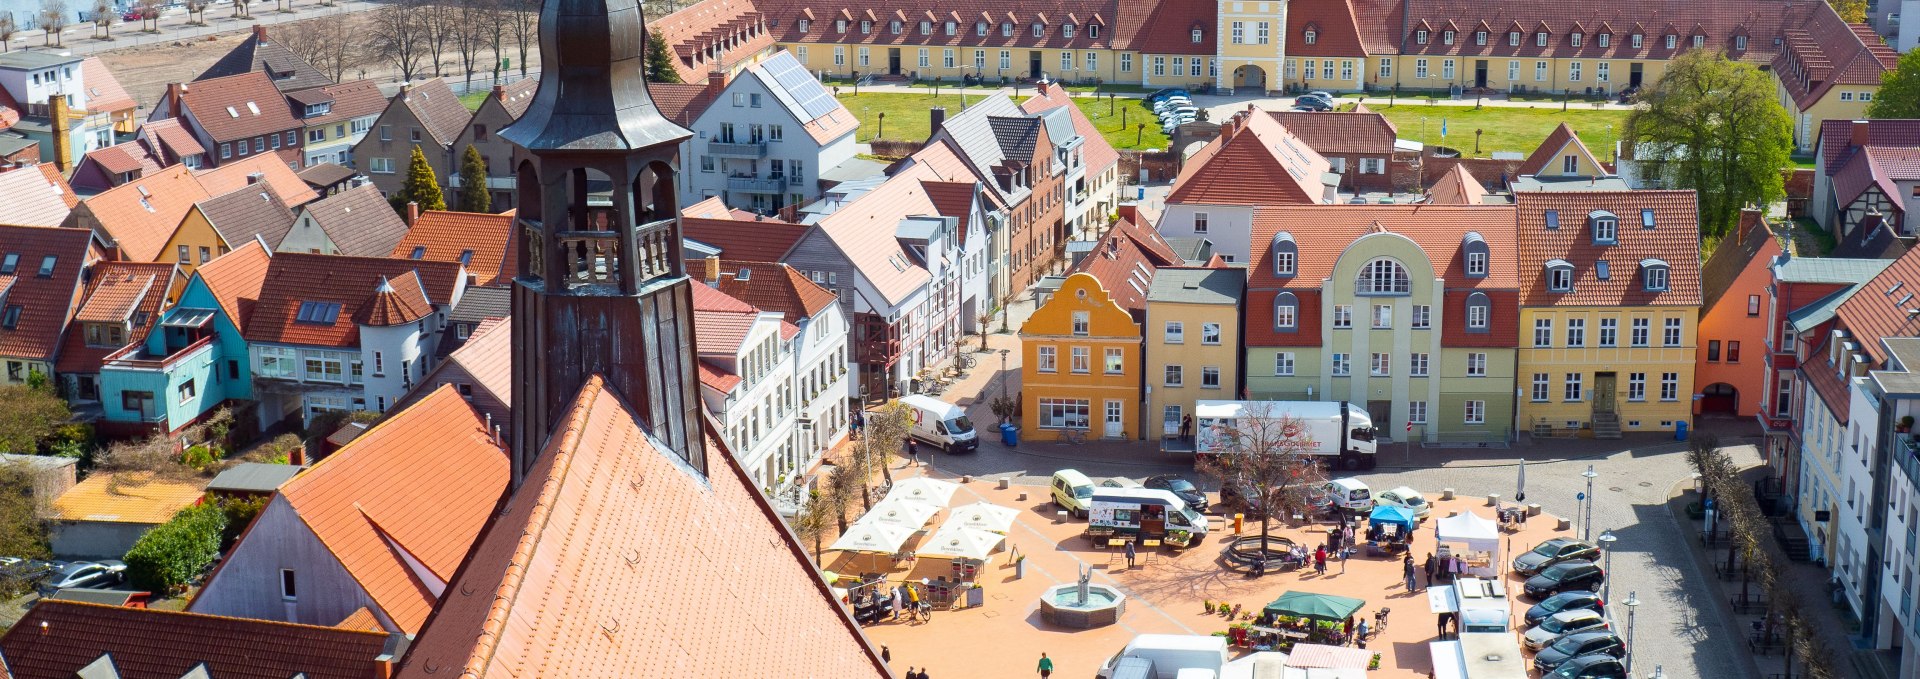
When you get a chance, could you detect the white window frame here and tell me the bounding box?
[1274,352,1295,376]
[1464,400,1486,424]
[1164,321,1184,344]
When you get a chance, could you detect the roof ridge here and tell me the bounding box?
[37,599,390,638]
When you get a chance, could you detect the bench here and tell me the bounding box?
[1731,594,1770,614]
[1748,634,1785,655]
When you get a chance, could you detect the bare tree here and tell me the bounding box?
[0,14,18,51]
[416,0,456,77]
[279,14,363,83]
[135,0,163,30]
[39,0,66,47]
[88,0,113,40]
[369,2,427,82]
[479,0,507,83]
[183,0,206,24]
[1197,407,1331,559]
[228,0,249,19]
[452,0,486,86]
[507,0,535,76]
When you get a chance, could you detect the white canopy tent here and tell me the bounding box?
[918,522,1005,560]
[1434,511,1501,578]
[947,501,1020,533]
[829,519,917,554]
[886,477,959,507]
[861,497,940,529]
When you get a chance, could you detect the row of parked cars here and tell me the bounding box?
[1149,89,1201,135]
[1510,537,1627,677]
[1,557,127,596]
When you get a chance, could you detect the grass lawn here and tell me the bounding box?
[1360,103,1632,158]
[459,90,491,112]
[836,92,1172,151]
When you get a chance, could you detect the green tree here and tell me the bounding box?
[0,462,49,597]
[1626,49,1792,240]
[1869,49,1920,119]
[0,376,69,454]
[1832,0,1868,23]
[458,144,492,213]
[645,31,682,83]
[389,145,447,216]
[123,502,227,594]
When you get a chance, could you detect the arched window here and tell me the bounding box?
[1271,232,1297,277]
[1461,231,1488,278]
[1274,292,1299,331]
[1641,258,1670,292]
[1356,258,1409,295]
[1587,209,1618,245]
[1465,292,1490,332]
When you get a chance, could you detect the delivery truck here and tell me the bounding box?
[1182,400,1379,470]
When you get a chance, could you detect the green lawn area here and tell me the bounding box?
[836,92,1172,151]
[459,90,491,112]
[1361,103,1632,158]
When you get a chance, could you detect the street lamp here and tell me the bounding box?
[1622,591,1641,675]
[1581,466,1598,541]
[999,349,1011,400]
[1596,530,1617,599]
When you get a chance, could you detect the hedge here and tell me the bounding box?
[123,502,227,594]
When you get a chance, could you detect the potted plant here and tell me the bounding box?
[1900,415,1914,433]
[1368,653,1382,670]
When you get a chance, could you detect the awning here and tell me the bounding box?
[829,518,916,554]
[1263,591,1366,623]
[918,523,1004,560]
[160,307,218,328]
[1368,505,1415,528]
[947,501,1019,533]
[885,477,958,507]
[860,497,939,529]
[1282,643,1374,670]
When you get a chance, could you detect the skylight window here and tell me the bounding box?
[226,107,239,118]
[458,250,475,266]
[0,253,16,274]
[737,267,752,281]
[246,102,260,115]
[294,301,342,324]
[1641,209,1655,228]
[36,256,55,277]
[1544,210,1559,229]
[1595,261,1610,280]
[410,246,427,259]
[0,306,19,329]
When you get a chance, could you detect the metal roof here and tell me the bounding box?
[206,462,305,493]
[160,307,218,328]
[1147,267,1243,305]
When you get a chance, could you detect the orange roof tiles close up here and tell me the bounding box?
[388,209,517,286]
[1834,246,1920,365]
[353,272,434,326]
[680,197,809,262]
[1514,191,1703,307]
[195,152,321,207]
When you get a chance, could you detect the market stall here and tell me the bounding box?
[1434,511,1501,578]
[916,521,1004,608]
[1248,591,1369,649]
[1365,505,1416,556]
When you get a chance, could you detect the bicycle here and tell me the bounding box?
[1057,429,1087,445]
[955,354,977,369]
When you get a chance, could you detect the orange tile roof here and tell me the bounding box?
[1834,245,1920,365]
[0,225,97,361]
[679,198,808,262]
[1427,164,1489,205]
[1,600,393,679]
[333,606,385,633]
[388,209,517,286]
[352,271,433,326]
[397,377,889,679]
[37,164,78,209]
[174,71,302,145]
[78,164,210,262]
[1514,191,1703,307]
[1068,217,1182,316]
[698,359,742,392]
[648,82,720,126]
[1169,107,1333,206]
[698,260,836,320]
[269,385,508,635]
[1249,204,1520,289]
[192,238,272,330]
[194,152,320,207]
[51,472,205,524]
[1267,110,1398,157]
[0,165,76,227]
[409,316,512,427]
[653,0,776,83]
[56,261,175,373]
[246,253,464,347]
[1517,123,1604,177]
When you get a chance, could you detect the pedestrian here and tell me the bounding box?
[1314,546,1327,575]
[1357,617,1370,642]
[852,409,865,440]
[1436,613,1448,639]
[892,585,906,620]
[882,646,892,664]
[906,437,919,467]
[918,669,930,679]
[907,668,916,678]
[1125,540,1137,568]
[1423,553,1436,586]
[1402,556,1417,591]
[1181,415,1194,440]
[1343,615,1354,642]
[1037,652,1054,678]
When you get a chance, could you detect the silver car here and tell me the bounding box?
[1523,609,1609,650]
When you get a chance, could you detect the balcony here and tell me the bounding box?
[709,141,768,158]
[102,336,214,373]
[727,175,787,193]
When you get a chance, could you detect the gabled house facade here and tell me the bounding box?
[1144,267,1244,442]
[0,225,101,386]
[1812,119,1920,237]
[53,261,178,410]
[159,183,297,278]
[350,78,470,199]
[1772,1,1896,151]
[1021,270,1144,441]
[1694,210,1781,420]
[1022,80,1123,237]
[1159,107,1337,263]
[1268,108,1401,193]
[279,184,412,257]
[292,79,387,168]
[0,52,130,168]
[447,78,537,211]
[679,51,859,215]
[922,93,1066,295]
[152,71,305,169]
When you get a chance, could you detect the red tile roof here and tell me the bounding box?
[1286,0,1372,57]
[194,151,321,207]
[1113,0,1213,54]
[1169,107,1333,206]
[396,377,889,679]
[302,79,389,128]
[648,82,721,127]
[697,260,837,320]
[1514,191,1703,307]
[1021,82,1120,176]
[1268,110,1398,157]
[1068,216,1182,317]
[245,253,464,348]
[1427,163,1489,205]
[1,600,393,679]
[496,77,539,119]
[691,280,764,354]
[1774,1,1896,109]
[55,261,175,373]
[37,164,77,209]
[0,225,97,362]
[1395,0,1816,63]
[698,359,743,392]
[81,141,150,176]
[653,0,778,83]
[352,271,433,326]
[76,164,210,263]
[193,239,272,330]
[258,385,508,635]
[173,71,302,144]
[1832,145,1920,210]
[756,0,1136,52]
[1819,119,1920,175]
[389,209,517,286]
[143,117,206,161]
[395,79,471,147]
[1518,123,1604,177]
[1833,245,1920,365]
[680,196,809,261]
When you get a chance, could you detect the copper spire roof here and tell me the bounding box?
[502,0,693,151]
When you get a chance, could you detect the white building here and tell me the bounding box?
[1872,338,1920,678]
[678,50,866,215]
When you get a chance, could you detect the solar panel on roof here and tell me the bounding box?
[762,54,839,120]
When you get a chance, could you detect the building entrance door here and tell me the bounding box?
[1474,60,1488,88]
[1105,400,1124,439]
[1593,373,1618,415]
[1029,52,1043,79]
[1368,400,1392,441]
[888,49,902,75]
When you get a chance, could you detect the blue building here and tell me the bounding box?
[97,240,268,438]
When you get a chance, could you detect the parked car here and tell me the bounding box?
[1533,631,1626,673]
[1101,477,1143,489]
[1149,88,1190,103]
[1524,590,1605,626]
[1307,90,1334,100]
[1523,561,1606,599]
[1145,475,1209,513]
[1522,609,1610,650]
[1513,537,1602,576]
[1164,105,1200,120]
[0,557,51,586]
[1544,653,1628,678]
[1372,486,1429,519]
[1293,95,1333,111]
[40,561,126,594]
[1153,100,1192,116]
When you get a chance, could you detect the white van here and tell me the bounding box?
[900,394,978,453]
[1097,634,1229,679]
[1322,478,1373,513]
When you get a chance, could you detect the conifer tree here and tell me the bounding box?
[457,145,491,213]
[646,32,682,83]
[391,145,447,215]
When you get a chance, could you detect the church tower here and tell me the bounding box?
[504,0,702,486]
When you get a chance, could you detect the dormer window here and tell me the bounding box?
[1089,24,1100,38]
[944,20,956,35]
[1003,22,1013,36]
[889,20,902,34]
[1063,23,1074,38]
[1305,29,1317,44]
[1546,259,1574,292]
[1735,35,1747,49]
[1462,231,1489,278]
[1465,292,1490,331]
[1416,29,1428,44]
[1588,210,1618,244]
[1632,33,1643,48]
[798,18,810,32]
[1032,23,1043,37]
[1665,34,1676,49]
[1274,292,1299,330]
[1536,31,1548,47]
[1271,232,1297,276]
[975,21,987,35]
[918,20,930,35]
[1192,28,1203,43]
[1508,31,1520,46]
[1642,259,1670,291]
[1598,33,1610,47]
[1569,33,1582,47]
[1443,30,1455,45]
[860,20,871,33]
[1692,34,1704,48]
[835,19,847,33]
[1475,31,1486,45]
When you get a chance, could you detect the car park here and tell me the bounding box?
[1149,88,1190,103]
[1524,590,1605,626]
[1153,100,1192,115]
[1533,631,1626,673]
[1144,475,1210,513]
[1543,653,1628,678]
[1513,538,1602,576]
[1522,609,1610,650]
[1523,561,1606,599]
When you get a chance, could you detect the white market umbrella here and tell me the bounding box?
[862,496,940,529]
[885,477,959,507]
[829,518,916,554]
[949,501,1020,533]
[919,522,1005,560]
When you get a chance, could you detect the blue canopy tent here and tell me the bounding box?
[1369,505,1416,529]
[1365,505,1416,554]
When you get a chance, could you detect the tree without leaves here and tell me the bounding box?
[369,3,426,82]
[458,144,491,212]
[479,0,507,81]
[1196,407,1330,557]
[826,462,861,533]
[0,463,49,597]
[452,0,486,86]
[87,0,112,40]
[861,402,912,496]
[507,0,535,76]
[645,30,682,83]
[183,0,206,24]
[134,0,161,31]
[0,379,68,454]
[1625,49,1791,241]
[277,14,364,85]
[793,489,835,565]
[0,14,16,50]
[40,0,66,47]
[415,0,456,78]
[1868,49,1920,120]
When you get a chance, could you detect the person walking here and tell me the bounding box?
[851,409,865,440]
[1124,540,1137,569]
[1037,652,1054,678]
[1343,615,1355,643]
[1423,553,1437,588]
[905,437,919,467]
[1402,555,1417,591]
[1313,546,1327,575]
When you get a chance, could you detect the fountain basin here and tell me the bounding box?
[1039,583,1126,628]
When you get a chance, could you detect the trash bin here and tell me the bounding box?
[1000,423,1019,447]
[1676,421,1690,441]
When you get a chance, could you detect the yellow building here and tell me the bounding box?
[159,186,297,278]
[1773,1,1895,152]
[1020,272,1143,441]
[1514,191,1702,438]
[1144,268,1245,441]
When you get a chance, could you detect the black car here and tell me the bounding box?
[1525,590,1605,626]
[1513,538,1602,576]
[1293,95,1333,111]
[1534,632,1627,673]
[1544,654,1628,678]
[1144,475,1209,512]
[1523,561,1606,599]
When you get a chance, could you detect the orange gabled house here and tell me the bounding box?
[1695,210,1783,418]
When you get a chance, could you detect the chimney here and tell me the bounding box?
[705,255,721,287]
[246,172,264,185]
[492,84,506,102]
[406,201,420,226]
[930,107,947,134]
[1116,203,1139,224]
[708,68,729,95]
[48,95,72,173]
[252,24,267,41]
[165,83,184,119]
[1852,119,1871,148]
